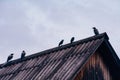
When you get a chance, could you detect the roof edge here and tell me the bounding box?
[104,39,120,66]
[0,32,109,68]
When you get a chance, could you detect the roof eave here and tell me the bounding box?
[0,32,109,68]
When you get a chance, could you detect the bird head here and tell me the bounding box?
[72,37,75,39]
[22,50,25,53]
[11,53,14,55]
[93,27,96,29]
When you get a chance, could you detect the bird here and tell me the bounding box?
[7,53,14,62]
[70,37,75,43]
[58,39,64,46]
[93,27,99,35]
[21,50,26,59]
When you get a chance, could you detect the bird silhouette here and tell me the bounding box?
[7,53,13,62]
[58,39,64,46]
[93,27,99,35]
[70,37,75,43]
[21,50,26,59]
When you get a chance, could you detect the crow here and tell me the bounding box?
[58,40,64,46]
[70,37,75,43]
[7,53,13,62]
[93,27,99,35]
[21,50,26,59]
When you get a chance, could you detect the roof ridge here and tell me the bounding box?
[0,32,109,67]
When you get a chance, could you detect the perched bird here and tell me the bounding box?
[58,39,64,46]
[21,50,26,59]
[7,53,13,62]
[70,37,75,43]
[93,27,99,35]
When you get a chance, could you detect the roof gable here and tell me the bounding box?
[0,33,119,80]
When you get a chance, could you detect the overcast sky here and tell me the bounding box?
[0,0,120,63]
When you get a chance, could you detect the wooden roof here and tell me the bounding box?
[0,33,119,80]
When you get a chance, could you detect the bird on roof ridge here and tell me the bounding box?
[21,50,26,59]
[93,27,99,35]
[58,39,64,46]
[7,53,14,62]
[70,37,75,43]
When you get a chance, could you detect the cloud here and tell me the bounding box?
[0,0,120,63]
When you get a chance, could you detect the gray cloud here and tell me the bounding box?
[0,0,120,63]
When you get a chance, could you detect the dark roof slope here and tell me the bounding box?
[0,33,119,80]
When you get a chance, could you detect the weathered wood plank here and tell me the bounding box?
[74,51,112,80]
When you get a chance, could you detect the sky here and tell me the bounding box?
[0,0,120,63]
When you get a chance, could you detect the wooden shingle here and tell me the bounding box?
[0,33,119,80]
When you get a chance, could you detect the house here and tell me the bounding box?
[0,32,119,80]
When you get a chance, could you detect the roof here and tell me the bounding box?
[0,33,119,80]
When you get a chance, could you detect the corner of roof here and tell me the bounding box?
[93,32,109,41]
[101,32,109,40]
[100,33,120,66]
